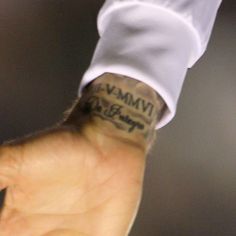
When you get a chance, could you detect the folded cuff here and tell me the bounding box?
[78,2,200,129]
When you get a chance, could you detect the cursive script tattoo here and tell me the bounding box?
[84,96,144,133]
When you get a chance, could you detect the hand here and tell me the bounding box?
[0,126,145,236]
[0,73,165,236]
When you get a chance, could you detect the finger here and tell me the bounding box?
[0,146,19,190]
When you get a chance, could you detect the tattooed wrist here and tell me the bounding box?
[62,73,165,150]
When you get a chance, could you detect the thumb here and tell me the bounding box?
[0,146,19,190]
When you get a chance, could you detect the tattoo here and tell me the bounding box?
[63,73,166,149]
[84,96,144,132]
[90,83,154,117]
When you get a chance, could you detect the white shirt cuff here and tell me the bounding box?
[78,2,201,129]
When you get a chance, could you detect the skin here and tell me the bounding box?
[0,73,165,236]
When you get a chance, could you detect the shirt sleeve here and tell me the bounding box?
[78,0,222,129]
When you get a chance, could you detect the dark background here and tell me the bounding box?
[0,1,235,235]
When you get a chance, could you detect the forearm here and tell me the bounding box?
[62,72,166,153]
[51,73,166,235]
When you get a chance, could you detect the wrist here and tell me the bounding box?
[62,73,165,152]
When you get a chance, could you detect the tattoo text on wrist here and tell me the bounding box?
[63,73,166,149]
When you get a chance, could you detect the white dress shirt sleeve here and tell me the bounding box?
[78,0,222,129]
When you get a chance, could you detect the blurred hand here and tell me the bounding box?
[0,73,165,236]
[0,126,145,236]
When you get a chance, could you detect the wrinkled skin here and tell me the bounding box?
[0,126,146,236]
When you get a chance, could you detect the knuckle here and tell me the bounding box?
[0,145,21,177]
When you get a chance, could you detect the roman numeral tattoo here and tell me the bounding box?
[91,83,155,117]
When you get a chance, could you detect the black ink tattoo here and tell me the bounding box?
[88,83,154,117]
[83,96,145,133]
[63,73,166,149]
